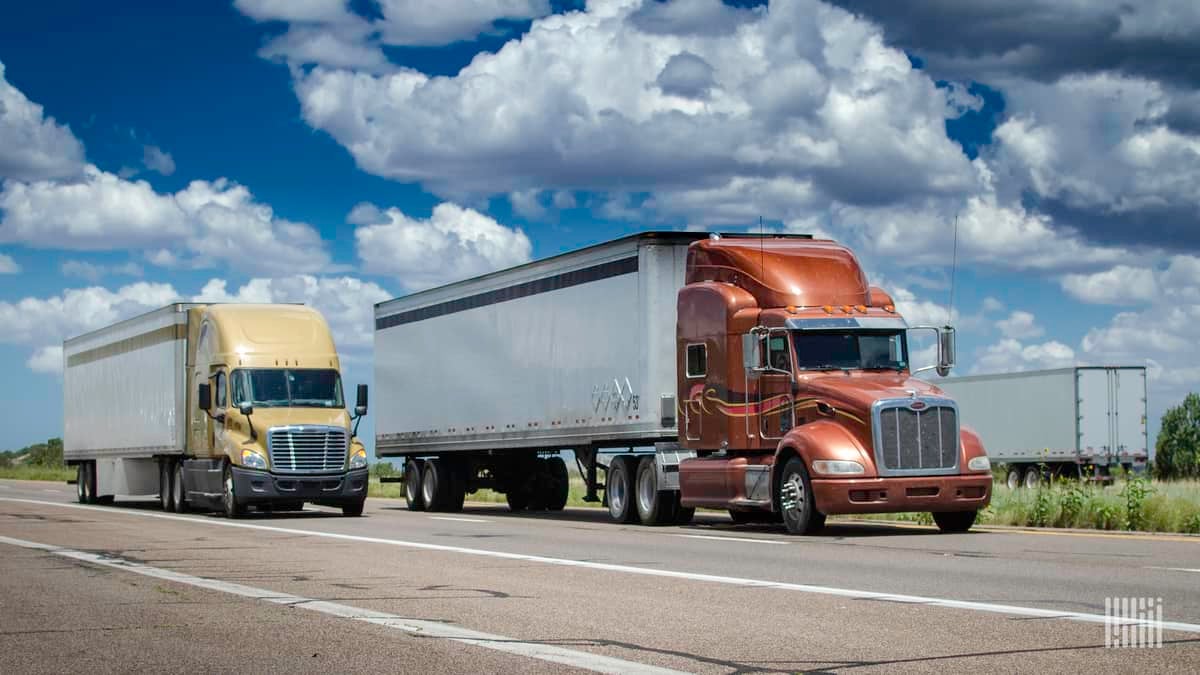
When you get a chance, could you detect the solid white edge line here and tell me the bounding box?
[674,534,789,545]
[0,533,684,675]
[429,516,491,523]
[4,496,1200,635]
[1146,566,1200,574]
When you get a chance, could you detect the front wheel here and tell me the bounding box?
[222,463,246,519]
[778,457,825,535]
[342,499,366,517]
[933,510,977,533]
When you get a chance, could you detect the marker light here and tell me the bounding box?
[823,305,834,314]
[884,305,895,313]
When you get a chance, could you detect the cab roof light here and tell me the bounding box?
[884,304,895,313]
[823,305,834,314]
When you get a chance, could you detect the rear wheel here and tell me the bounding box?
[171,461,188,513]
[544,456,570,511]
[1005,465,1022,490]
[1022,465,1042,489]
[159,460,173,511]
[779,457,825,535]
[404,459,425,511]
[421,458,448,511]
[222,463,246,519]
[933,510,977,533]
[76,464,88,504]
[635,456,677,525]
[606,456,639,524]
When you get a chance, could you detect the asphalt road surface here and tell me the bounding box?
[2,478,1198,673]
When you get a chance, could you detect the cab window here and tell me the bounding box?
[686,343,707,378]
[214,371,227,408]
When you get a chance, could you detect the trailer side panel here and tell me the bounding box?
[374,237,693,455]
[63,304,194,461]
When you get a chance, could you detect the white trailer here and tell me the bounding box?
[936,366,1148,488]
[64,303,199,501]
[374,232,705,513]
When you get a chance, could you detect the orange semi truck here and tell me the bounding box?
[374,232,992,533]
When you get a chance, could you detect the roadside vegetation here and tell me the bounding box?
[0,438,74,482]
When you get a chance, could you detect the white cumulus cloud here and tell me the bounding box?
[0,62,85,182]
[0,252,18,274]
[354,202,532,290]
[995,310,1044,340]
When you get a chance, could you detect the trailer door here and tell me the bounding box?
[1076,368,1113,465]
[1113,368,1148,465]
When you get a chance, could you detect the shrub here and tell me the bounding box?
[1156,393,1200,480]
[1121,477,1154,530]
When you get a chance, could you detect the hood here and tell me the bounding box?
[800,372,946,417]
[245,407,351,437]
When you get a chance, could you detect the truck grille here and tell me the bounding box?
[873,399,959,476]
[267,426,348,474]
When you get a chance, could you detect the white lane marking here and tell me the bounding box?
[0,534,684,675]
[1147,566,1200,574]
[674,534,788,546]
[42,489,59,493]
[4,497,1200,635]
[429,516,490,523]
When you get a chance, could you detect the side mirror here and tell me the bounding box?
[198,383,211,411]
[937,326,956,377]
[355,384,368,417]
[238,402,254,416]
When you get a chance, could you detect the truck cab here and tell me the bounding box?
[189,304,370,517]
[675,234,992,533]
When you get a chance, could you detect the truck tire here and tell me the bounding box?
[83,462,98,505]
[222,463,246,519]
[76,464,89,504]
[606,456,639,524]
[545,456,570,511]
[778,457,825,535]
[505,486,530,511]
[1005,465,1022,490]
[404,459,426,511]
[342,498,366,517]
[159,460,173,511]
[421,458,448,511]
[933,510,977,533]
[171,461,189,513]
[635,456,677,525]
[1022,466,1042,489]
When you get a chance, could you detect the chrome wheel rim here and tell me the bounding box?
[609,465,626,516]
[1023,469,1040,489]
[77,466,85,500]
[781,473,805,519]
[1006,469,1020,490]
[636,464,655,516]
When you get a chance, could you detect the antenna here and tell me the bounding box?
[947,213,959,325]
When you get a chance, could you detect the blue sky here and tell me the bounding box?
[2,0,1198,454]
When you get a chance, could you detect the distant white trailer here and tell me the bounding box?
[936,366,1147,488]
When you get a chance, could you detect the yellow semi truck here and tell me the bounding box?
[64,303,370,517]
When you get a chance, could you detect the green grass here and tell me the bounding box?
[0,465,75,482]
[842,478,1200,534]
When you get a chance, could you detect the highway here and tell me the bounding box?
[1,478,1198,673]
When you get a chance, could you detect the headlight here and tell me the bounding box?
[241,449,267,469]
[349,448,368,470]
[811,459,865,475]
[968,455,991,472]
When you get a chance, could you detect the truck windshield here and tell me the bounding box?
[232,369,344,408]
[792,332,908,371]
